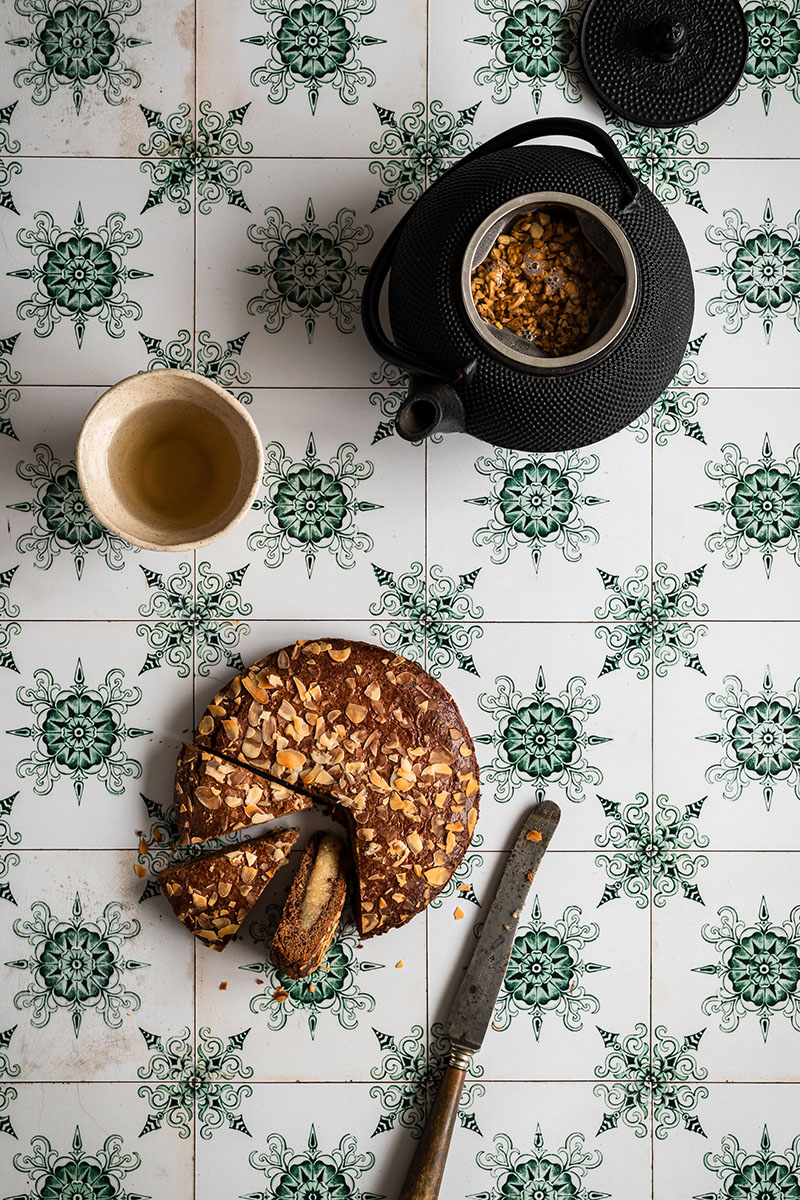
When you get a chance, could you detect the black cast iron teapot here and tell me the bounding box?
[361,117,694,453]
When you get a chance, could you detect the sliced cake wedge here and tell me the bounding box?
[174,743,311,847]
[271,832,348,979]
[158,827,299,951]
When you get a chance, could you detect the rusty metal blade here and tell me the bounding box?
[446,801,561,1054]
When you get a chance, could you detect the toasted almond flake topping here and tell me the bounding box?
[425,867,450,886]
[218,881,232,897]
[222,718,239,740]
[346,703,368,724]
[276,748,306,770]
[407,831,423,855]
[328,647,352,662]
[526,830,542,843]
[198,714,214,736]
[454,907,465,920]
[395,960,404,968]
[134,863,147,878]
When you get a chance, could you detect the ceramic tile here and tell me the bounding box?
[0,621,192,850]
[195,157,395,388]
[0,157,194,385]
[653,621,800,850]
[653,388,800,621]
[1,1,195,157]
[653,852,800,1082]
[0,851,193,1082]
[197,0,426,157]
[197,387,425,621]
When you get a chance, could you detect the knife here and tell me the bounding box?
[398,800,561,1200]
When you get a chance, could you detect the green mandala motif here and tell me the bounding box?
[0,330,22,441]
[139,328,254,405]
[699,668,800,809]
[5,0,148,114]
[0,101,21,215]
[472,1124,608,1200]
[429,842,485,910]
[138,101,252,214]
[603,108,709,211]
[242,907,383,1039]
[0,792,22,907]
[6,1125,147,1200]
[492,897,608,1040]
[369,1023,485,1139]
[136,560,252,677]
[699,199,800,341]
[594,563,709,679]
[246,1123,381,1200]
[249,432,381,577]
[466,0,584,111]
[594,1024,708,1140]
[368,100,480,211]
[137,1026,253,1139]
[595,792,709,909]
[696,1125,800,1200]
[368,561,484,677]
[475,668,609,803]
[0,1085,17,1139]
[466,447,607,574]
[6,892,148,1037]
[9,443,131,578]
[694,896,800,1042]
[135,794,241,902]
[8,657,151,802]
[242,0,385,114]
[0,1023,20,1081]
[242,198,372,342]
[8,202,151,346]
[628,334,710,445]
[729,0,800,115]
[697,434,800,577]
[0,566,21,673]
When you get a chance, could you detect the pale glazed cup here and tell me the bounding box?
[76,368,264,552]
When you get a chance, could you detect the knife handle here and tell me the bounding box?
[398,1049,471,1200]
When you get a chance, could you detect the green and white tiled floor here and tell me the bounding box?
[1,1,799,1196]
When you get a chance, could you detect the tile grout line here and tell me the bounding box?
[193,7,199,1179]
[649,142,656,1200]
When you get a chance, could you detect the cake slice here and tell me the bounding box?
[271,832,348,979]
[158,828,299,951]
[173,743,312,846]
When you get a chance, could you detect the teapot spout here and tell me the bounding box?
[395,377,466,442]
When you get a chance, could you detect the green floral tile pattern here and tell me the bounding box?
[595,792,709,908]
[0,329,22,441]
[242,199,371,342]
[0,566,21,672]
[699,668,800,809]
[8,203,152,346]
[136,561,251,676]
[729,0,800,114]
[594,1024,708,1139]
[6,1125,145,1198]
[369,1024,484,1138]
[629,333,709,445]
[8,658,151,801]
[699,199,800,342]
[0,101,21,215]
[0,792,21,907]
[594,563,708,680]
[0,1024,20,1080]
[694,897,800,1041]
[0,1084,17,1138]
[466,0,584,111]
[140,328,254,404]
[473,1125,608,1200]
[242,0,385,114]
[368,100,479,211]
[5,0,147,113]
[137,1026,253,1139]
[138,101,252,214]
[697,1125,800,1200]
[247,1123,380,1199]
[6,892,147,1037]
[466,447,606,574]
[241,907,383,1039]
[492,897,608,1040]
[249,432,380,577]
[698,434,800,578]
[368,561,483,676]
[476,668,610,803]
[603,110,709,211]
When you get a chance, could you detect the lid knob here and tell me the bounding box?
[648,15,687,62]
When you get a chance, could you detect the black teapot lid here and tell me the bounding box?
[580,0,749,127]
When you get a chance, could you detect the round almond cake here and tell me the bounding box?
[187,637,480,937]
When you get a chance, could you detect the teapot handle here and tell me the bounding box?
[455,117,641,214]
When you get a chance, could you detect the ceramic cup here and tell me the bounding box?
[76,368,264,552]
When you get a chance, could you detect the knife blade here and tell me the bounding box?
[446,799,561,1059]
